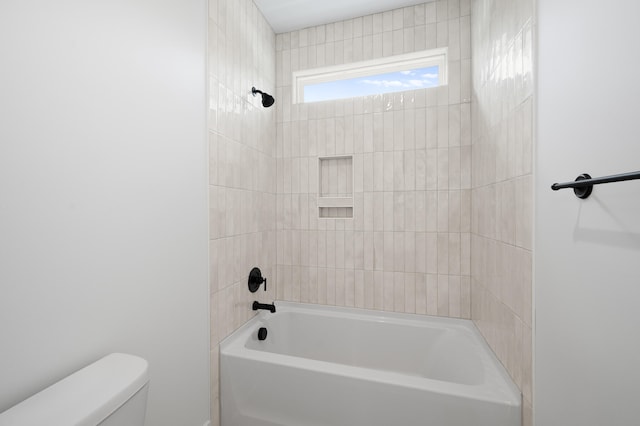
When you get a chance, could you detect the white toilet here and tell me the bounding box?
[0,353,149,426]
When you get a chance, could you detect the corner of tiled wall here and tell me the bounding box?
[470,0,534,424]
[208,0,277,424]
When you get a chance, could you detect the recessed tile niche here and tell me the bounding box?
[318,156,353,218]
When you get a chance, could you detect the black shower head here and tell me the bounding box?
[252,87,275,108]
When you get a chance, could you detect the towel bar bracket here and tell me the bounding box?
[572,174,593,199]
[551,170,640,199]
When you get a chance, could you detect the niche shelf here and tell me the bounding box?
[318,156,353,218]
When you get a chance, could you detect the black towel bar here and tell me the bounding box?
[551,171,640,199]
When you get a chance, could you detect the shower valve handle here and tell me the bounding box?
[248,267,267,292]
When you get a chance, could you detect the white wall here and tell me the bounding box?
[0,1,210,425]
[536,0,640,424]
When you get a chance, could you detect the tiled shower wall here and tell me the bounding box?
[275,1,474,317]
[471,0,534,423]
[208,0,276,423]
[209,0,534,424]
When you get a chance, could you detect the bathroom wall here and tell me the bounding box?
[470,0,534,424]
[536,0,640,424]
[207,0,277,423]
[275,1,473,318]
[0,1,210,425]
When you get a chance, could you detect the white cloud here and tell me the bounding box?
[361,79,404,88]
[357,68,439,92]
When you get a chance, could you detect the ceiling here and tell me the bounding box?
[254,0,432,34]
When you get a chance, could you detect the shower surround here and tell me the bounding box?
[208,0,533,425]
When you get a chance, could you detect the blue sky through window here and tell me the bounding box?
[304,65,439,103]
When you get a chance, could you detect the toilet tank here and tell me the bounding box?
[0,353,149,426]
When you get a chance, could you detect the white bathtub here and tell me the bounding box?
[220,302,521,426]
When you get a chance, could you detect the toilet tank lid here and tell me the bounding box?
[0,353,149,426]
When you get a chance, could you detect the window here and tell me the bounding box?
[292,48,447,104]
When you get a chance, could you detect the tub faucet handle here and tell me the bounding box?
[248,267,267,292]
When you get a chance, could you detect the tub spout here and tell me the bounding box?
[252,301,276,313]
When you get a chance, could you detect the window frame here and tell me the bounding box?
[292,47,448,104]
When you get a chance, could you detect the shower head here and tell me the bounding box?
[252,87,275,108]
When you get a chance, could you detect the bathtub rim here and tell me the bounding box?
[220,301,522,408]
